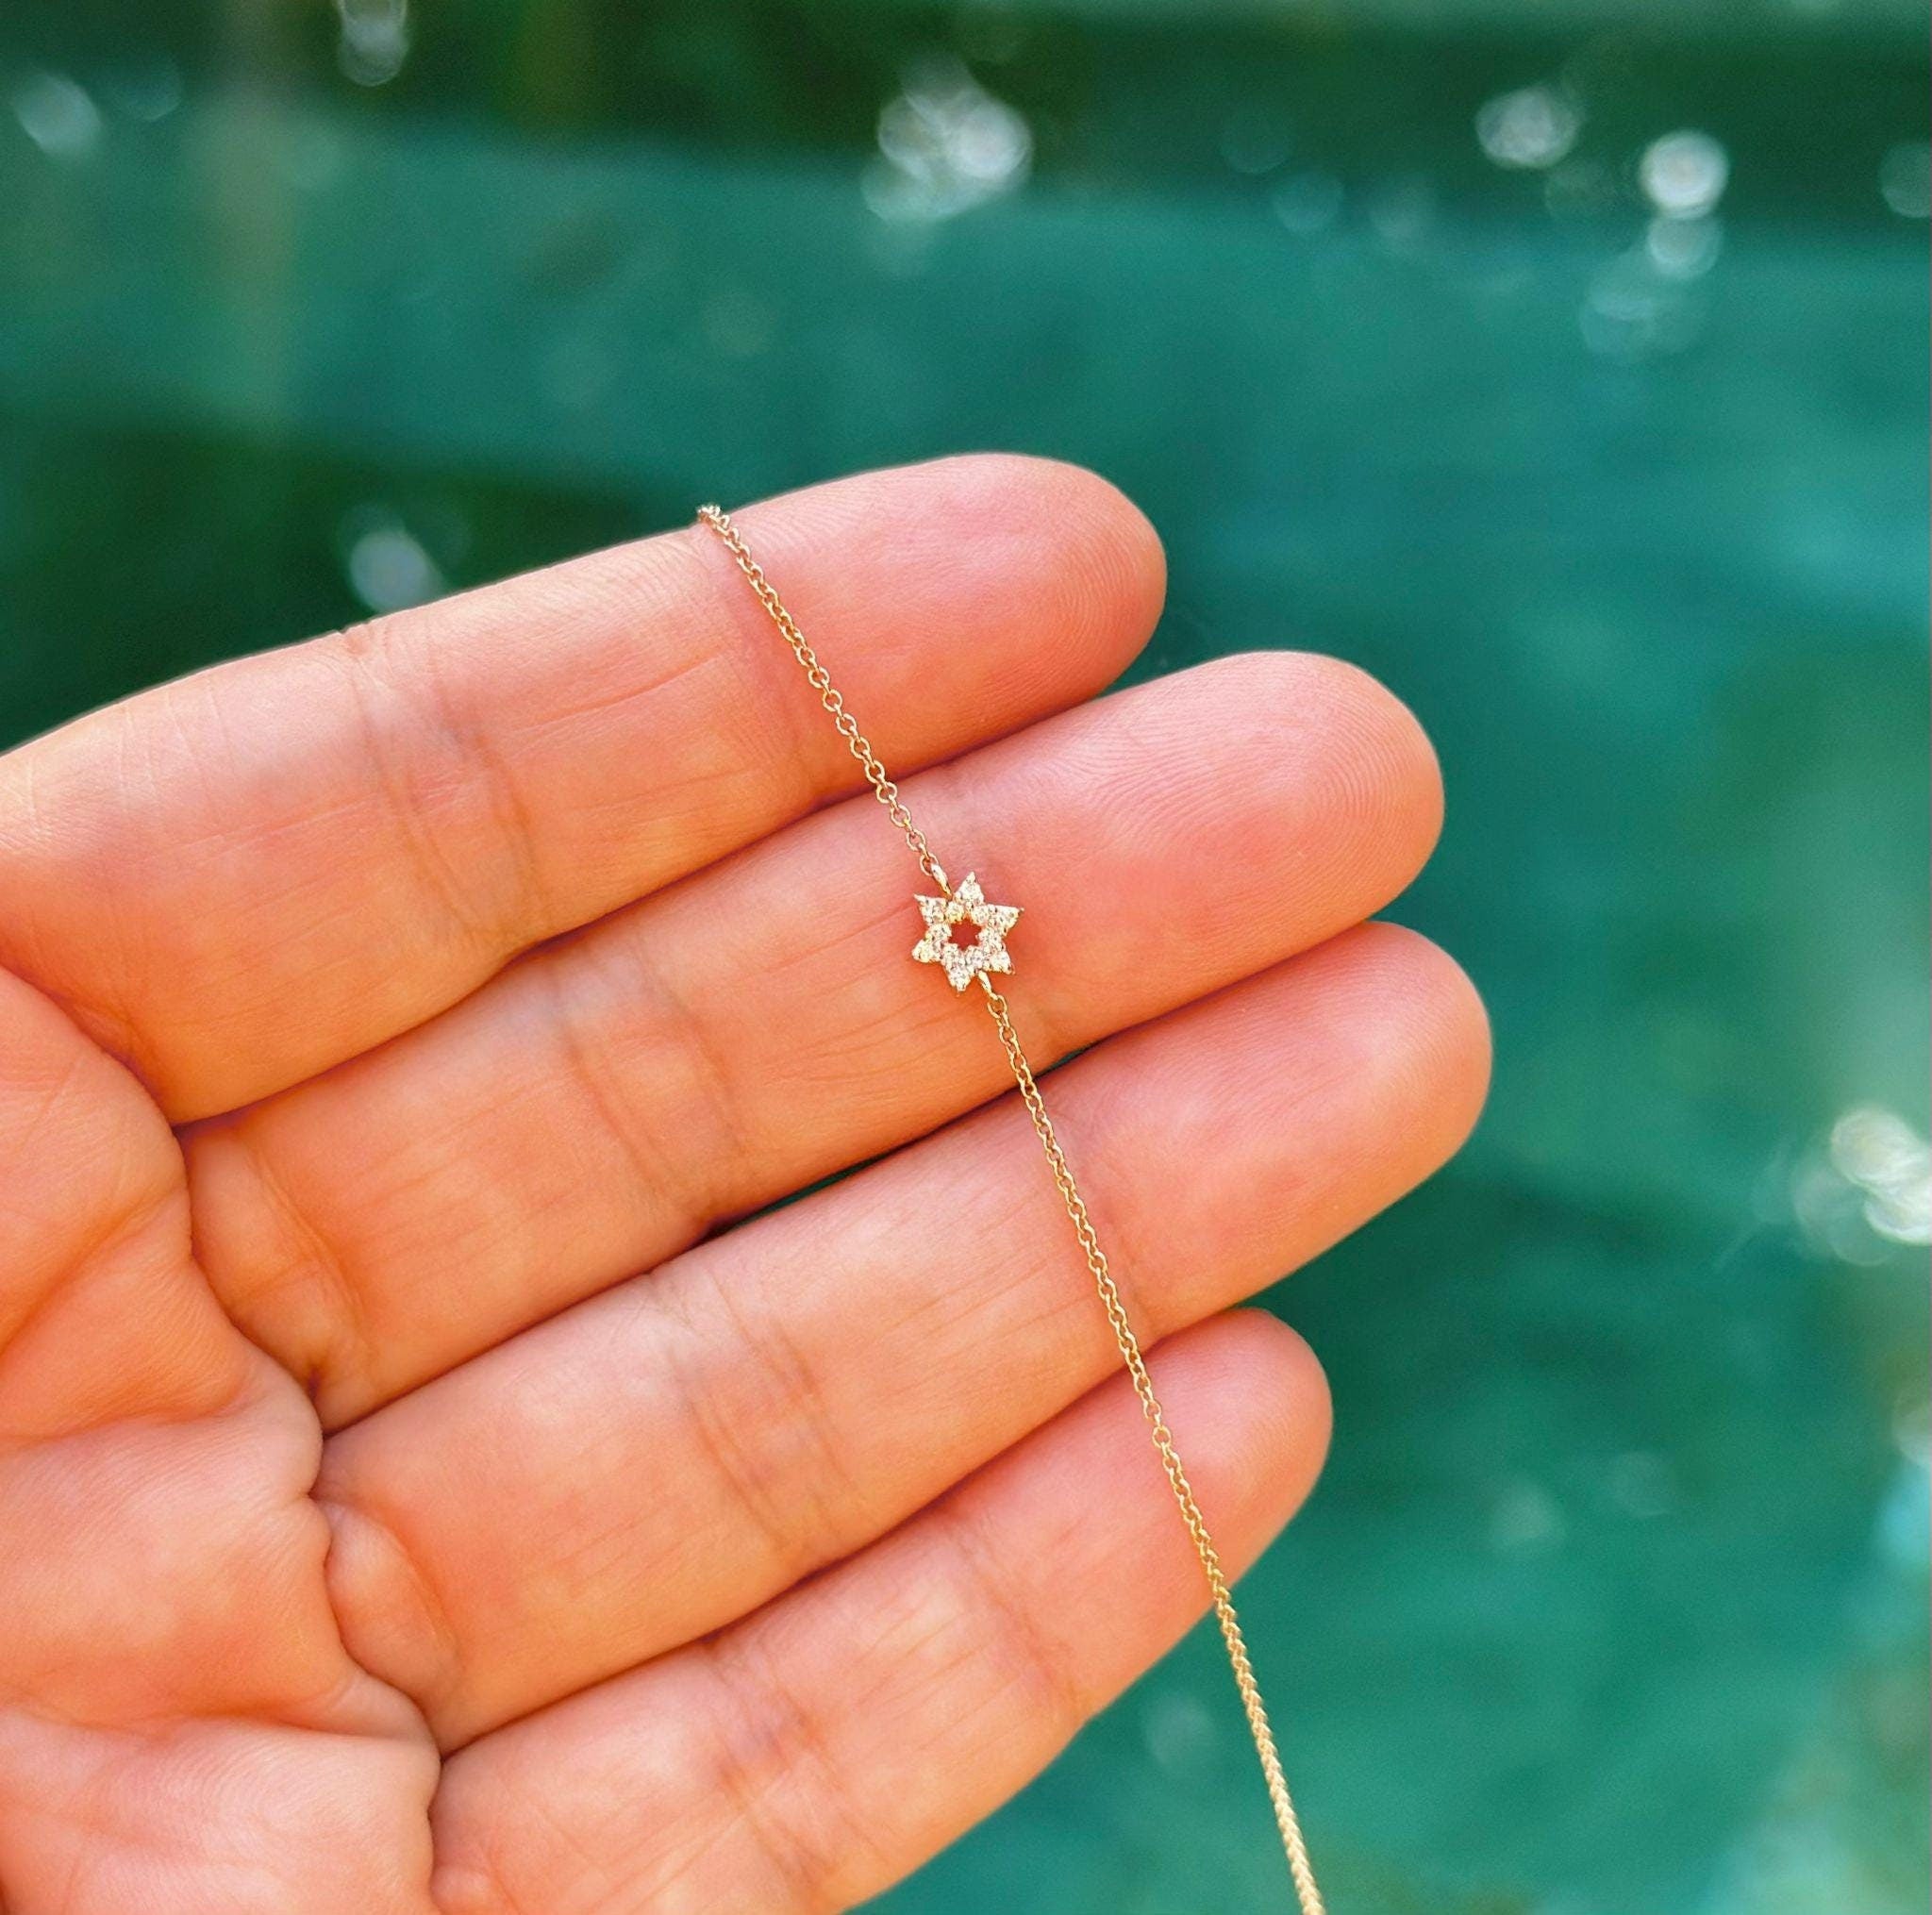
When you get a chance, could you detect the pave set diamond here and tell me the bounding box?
[910,871,1022,991]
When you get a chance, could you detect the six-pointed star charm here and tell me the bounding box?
[911,872,1022,991]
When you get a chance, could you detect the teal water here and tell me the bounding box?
[0,5,1925,1911]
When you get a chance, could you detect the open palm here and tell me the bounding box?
[0,458,1486,1914]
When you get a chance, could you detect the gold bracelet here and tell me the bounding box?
[697,503,1326,1914]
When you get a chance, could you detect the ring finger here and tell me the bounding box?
[318,921,1489,1747]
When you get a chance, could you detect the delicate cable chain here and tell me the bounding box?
[697,506,950,892]
[696,503,1325,1915]
[977,980,1325,1914]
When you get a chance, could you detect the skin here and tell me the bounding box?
[0,456,1490,1915]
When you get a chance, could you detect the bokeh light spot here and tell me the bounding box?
[10,72,102,160]
[1879,141,1931,219]
[1640,129,1730,219]
[1476,85,1583,171]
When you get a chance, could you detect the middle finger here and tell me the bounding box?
[191,651,1441,1425]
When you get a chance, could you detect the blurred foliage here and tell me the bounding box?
[0,2,1925,1912]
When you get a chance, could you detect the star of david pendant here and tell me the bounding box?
[910,872,1022,992]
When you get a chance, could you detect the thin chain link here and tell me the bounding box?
[977,983,1325,1915]
[697,505,950,893]
[696,503,1325,1915]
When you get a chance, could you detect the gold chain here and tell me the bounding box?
[697,503,1325,1915]
[694,508,949,891]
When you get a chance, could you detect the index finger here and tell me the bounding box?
[0,456,1163,1119]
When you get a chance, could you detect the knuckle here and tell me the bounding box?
[315,1483,465,1731]
[187,1118,375,1417]
[672,1266,859,1588]
[938,1493,1092,1738]
[703,1626,888,1914]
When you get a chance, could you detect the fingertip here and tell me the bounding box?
[776,452,1167,691]
[1315,920,1492,1169]
[1313,654,1444,874]
[976,454,1169,672]
[1201,649,1444,885]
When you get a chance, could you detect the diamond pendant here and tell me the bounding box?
[910,872,1022,992]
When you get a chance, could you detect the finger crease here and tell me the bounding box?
[319,1490,466,1734]
[208,1124,375,1406]
[702,1627,883,1915]
[703,1259,864,1570]
[328,630,508,965]
[937,1488,1091,1739]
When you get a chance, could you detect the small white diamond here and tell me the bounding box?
[910,870,1022,991]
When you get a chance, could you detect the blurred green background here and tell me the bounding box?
[1,3,1926,1911]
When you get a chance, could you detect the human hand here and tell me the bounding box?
[0,457,1486,1913]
